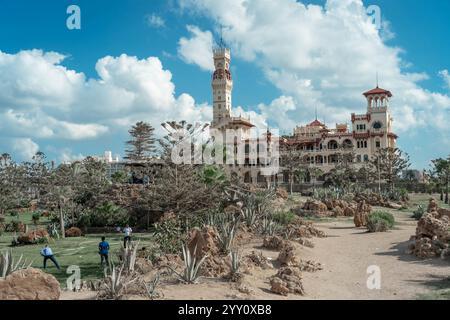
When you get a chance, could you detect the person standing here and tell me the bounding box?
[40,245,61,270]
[123,224,132,248]
[98,236,110,266]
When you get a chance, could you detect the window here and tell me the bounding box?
[357,124,366,131]
[373,121,382,130]
[363,155,369,162]
[356,155,361,162]
[364,141,367,148]
[218,96,221,100]
[376,140,381,148]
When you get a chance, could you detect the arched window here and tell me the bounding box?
[328,140,338,150]
[244,172,252,183]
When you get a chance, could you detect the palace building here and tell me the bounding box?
[209,44,398,184]
[281,86,398,173]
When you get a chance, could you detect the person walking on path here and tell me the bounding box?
[123,225,132,248]
[98,236,110,266]
[40,245,61,270]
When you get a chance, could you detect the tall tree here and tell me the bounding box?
[0,154,26,216]
[371,147,410,192]
[280,146,306,195]
[430,157,450,204]
[125,121,156,161]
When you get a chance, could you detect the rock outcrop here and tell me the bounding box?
[270,267,305,296]
[0,268,61,300]
[17,229,49,245]
[408,199,450,259]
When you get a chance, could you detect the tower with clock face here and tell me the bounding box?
[363,86,397,151]
[211,45,233,128]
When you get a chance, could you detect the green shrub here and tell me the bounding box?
[9,211,18,217]
[367,211,395,232]
[271,211,296,226]
[153,218,184,254]
[6,220,23,233]
[412,205,425,220]
[31,212,41,224]
[78,202,129,228]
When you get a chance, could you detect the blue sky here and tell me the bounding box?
[0,0,449,169]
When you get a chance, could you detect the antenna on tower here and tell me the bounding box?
[219,24,225,49]
[376,71,379,88]
[315,107,318,121]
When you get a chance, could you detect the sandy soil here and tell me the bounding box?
[61,208,450,300]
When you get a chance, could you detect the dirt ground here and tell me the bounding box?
[61,205,450,300]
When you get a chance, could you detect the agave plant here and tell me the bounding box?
[217,222,237,253]
[1,250,33,279]
[99,263,139,300]
[120,240,139,273]
[241,207,258,229]
[259,217,279,236]
[229,250,240,275]
[101,264,125,300]
[169,244,207,284]
[143,273,161,299]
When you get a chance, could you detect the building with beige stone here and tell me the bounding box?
[209,44,398,185]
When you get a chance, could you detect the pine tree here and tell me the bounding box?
[125,121,156,161]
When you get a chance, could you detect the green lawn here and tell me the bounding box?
[1,213,155,287]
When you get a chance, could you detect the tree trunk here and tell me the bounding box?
[289,174,293,195]
[446,179,449,204]
[59,204,65,239]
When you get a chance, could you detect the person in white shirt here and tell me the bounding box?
[40,245,60,270]
[123,225,132,248]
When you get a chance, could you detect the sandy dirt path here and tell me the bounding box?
[300,210,449,300]
[61,209,449,300]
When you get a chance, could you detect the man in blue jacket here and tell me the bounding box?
[98,236,110,266]
[40,245,61,270]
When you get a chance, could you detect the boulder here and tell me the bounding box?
[438,208,450,219]
[263,235,286,250]
[0,268,60,300]
[187,226,220,259]
[427,198,439,213]
[17,229,49,245]
[270,267,305,296]
[276,187,289,200]
[332,206,344,217]
[135,258,153,274]
[302,200,327,213]
[354,200,371,227]
[65,227,83,238]
[409,212,450,259]
[243,251,272,270]
[277,243,298,266]
[344,207,355,217]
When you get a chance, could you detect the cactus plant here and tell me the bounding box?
[169,244,207,284]
[1,250,33,279]
[217,222,236,253]
[241,207,258,229]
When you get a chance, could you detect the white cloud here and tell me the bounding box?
[12,138,39,160]
[178,0,450,137]
[0,50,212,148]
[439,69,450,90]
[146,14,166,28]
[178,25,215,71]
[59,148,86,163]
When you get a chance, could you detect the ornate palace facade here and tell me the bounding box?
[210,44,398,184]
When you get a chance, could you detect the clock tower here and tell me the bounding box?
[211,43,233,128]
